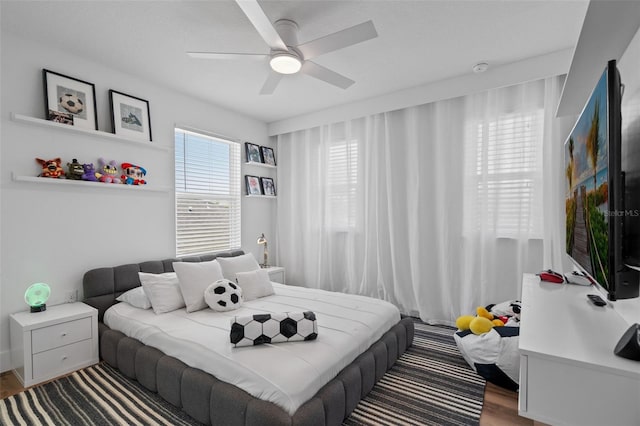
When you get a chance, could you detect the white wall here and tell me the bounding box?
[0,32,274,372]
[267,49,573,135]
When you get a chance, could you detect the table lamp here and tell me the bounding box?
[24,282,50,313]
[257,233,268,268]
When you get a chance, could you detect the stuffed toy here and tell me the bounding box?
[486,300,521,326]
[36,157,65,178]
[97,158,121,184]
[120,162,147,185]
[81,163,99,182]
[456,306,506,335]
[66,158,84,180]
[454,306,522,391]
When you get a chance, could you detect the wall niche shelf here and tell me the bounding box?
[12,173,170,193]
[244,161,276,169]
[245,194,276,199]
[11,113,169,153]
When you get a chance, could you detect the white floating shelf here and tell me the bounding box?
[245,194,276,198]
[12,173,170,192]
[244,161,276,169]
[11,113,170,152]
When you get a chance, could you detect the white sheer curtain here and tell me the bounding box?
[276,77,568,323]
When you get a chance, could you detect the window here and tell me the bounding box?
[326,138,359,230]
[175,128,241,256]
[468,110,544,238]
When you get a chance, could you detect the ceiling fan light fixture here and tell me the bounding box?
[270,53,302,74]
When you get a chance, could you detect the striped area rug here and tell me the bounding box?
[0,322,484,426]
[0,363,197,426]
[343,321,486,426]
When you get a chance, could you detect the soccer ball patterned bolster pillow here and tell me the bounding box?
[230,311,318,347]
[204,279,243,312]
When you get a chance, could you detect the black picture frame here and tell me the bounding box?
[260,146,277,166]
[109,90,152,142]
[245,142,263,163]
[260,177,276,196]
[245,175,262,195]
[43,69,98,130]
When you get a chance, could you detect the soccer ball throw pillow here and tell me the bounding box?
[204,279,243,312]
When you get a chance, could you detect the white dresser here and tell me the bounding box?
[518,274,640,426]
[10,302,99,387]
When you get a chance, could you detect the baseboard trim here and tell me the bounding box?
[0,349,12,373]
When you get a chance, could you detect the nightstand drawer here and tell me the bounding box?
[32,339,93,379]
[31,317,92,354]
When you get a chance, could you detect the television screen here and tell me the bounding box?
[621,61,640,267]
[565,68,610,290]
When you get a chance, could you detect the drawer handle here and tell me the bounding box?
[61,356,68,361]
[61,332,67,337]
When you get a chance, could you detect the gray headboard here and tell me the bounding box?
[83,250,244,321]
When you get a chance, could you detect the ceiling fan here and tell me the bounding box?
[187,0,378,95]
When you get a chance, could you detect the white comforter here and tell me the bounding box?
[104,283,400,415]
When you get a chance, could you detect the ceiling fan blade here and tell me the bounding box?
[187,52,268,60]
[301,61,355,89]
[259,71,284,95]
[235,0,288,51]
[297,21,377,60]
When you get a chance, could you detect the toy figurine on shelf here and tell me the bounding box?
[66,159,84,180]
[121,162,147,185]
[81,163,99,182]
[97,157,121,184]
[36,157,65,178]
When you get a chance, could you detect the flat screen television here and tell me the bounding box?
[621,55,640,272]
[564,60,639,301]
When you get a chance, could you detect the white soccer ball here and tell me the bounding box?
[59,93,84,114]
[204,279,243,312]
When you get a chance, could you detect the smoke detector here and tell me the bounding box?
[472,62,489,73]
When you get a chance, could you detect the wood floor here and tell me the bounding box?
[2,369,533,425]
[479,382,533,426]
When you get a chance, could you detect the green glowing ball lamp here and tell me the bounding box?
[24,283,50,313]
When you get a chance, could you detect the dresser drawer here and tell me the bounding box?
[32,339,94,380]
[31,317,92,354]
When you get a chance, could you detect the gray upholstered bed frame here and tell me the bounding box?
[83,250,414,426]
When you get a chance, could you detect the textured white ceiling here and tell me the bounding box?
[1,0,588,123]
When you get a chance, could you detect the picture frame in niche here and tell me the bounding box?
[245,175,262,195]
[109,90,152,142]
[260,146,276,166]
[245,142,262,163]
[260,177,276,196]
[43,69,98,130]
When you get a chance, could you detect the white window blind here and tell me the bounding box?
[327,138,358,230]
[471,110,544,238]
[175,128,241,256]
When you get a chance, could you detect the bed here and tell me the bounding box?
[83,250,414,426]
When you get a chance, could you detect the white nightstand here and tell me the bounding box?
[263,266,285,284]
[10,302,99,387]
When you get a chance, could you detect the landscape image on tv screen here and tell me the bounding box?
[565,69,609,289]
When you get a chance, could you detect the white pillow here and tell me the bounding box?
[217,253,261,281]
[235,269,274,301]
[172,260,225,312]
[116,286,152,309]
[139,272,185,314]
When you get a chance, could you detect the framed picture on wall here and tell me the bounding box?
[43,69,98,130]
[245,175,262,195]
[260,146,276,166]
[245,142,262,163]
[109,90,152,142]
[260,177,276,196]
